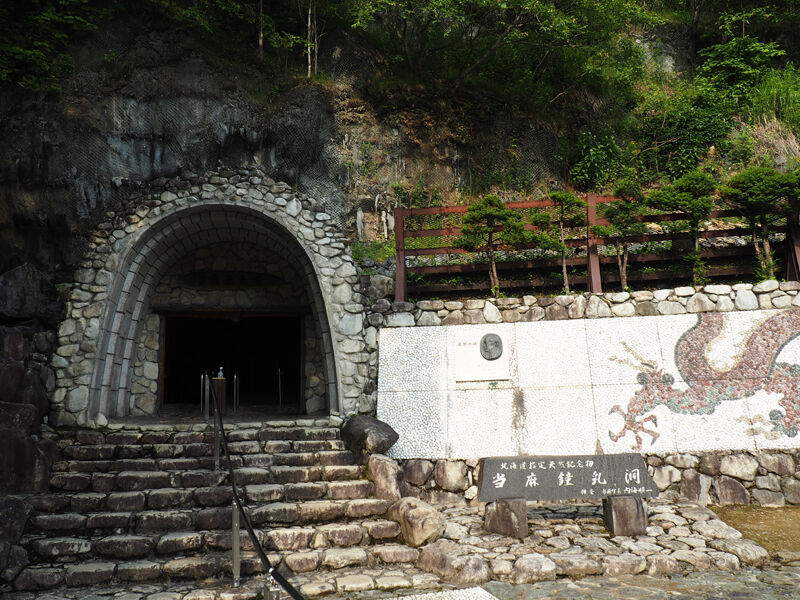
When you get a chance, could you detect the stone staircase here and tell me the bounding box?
[10,419,420,592]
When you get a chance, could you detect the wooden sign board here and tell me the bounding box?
[478,453,657,503]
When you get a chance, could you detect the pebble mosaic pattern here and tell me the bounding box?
[379,309,800,459]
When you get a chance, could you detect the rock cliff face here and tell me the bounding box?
[0,24,352,491]
[0,26,349,281]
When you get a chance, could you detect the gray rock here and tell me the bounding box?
[367,454,402,500]
[715,296,735,311]
[433,460,468,492]
[687,293,715,313]
[734,290,758,310]
[646,554,681,575]
[162,556,220,579]
[652,465,681,491]
[714,475,749,505]
[708,538,770,566]
[484,498,527,539]
[585,296,611,318]
[720,455,759,480]
[416,311,441,326]
[602,552,646,576]
[753,279,779,292]
[691,518,742,540]
[758,453,795,477]
[671,549,712,570]
[680,469,712,504]
[342,416,399,463]
[483,302,503,323]
[550,553,603,578]
[781,477,800,504]
[403,459,433,486]
[752,488,785,507]
[635,301,658,316]
[568,295,586,318]
[755,474,781,492]
[386,497,444,547]
[416,539,490,584]
[384,312,414,327]
[64,562,115,586]
[511,553,557,583]
[657,300,686,315]
[284,551,321,573]
[322,548,367,569]
[611,302,635,317]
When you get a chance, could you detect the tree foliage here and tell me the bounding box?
[647,170,715,285]
[719,166,798,280]
[454,195,530,297]
[591,179,648,291]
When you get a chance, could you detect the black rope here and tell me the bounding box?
[208,374,307,600]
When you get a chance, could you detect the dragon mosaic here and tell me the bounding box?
[609,310,800,449]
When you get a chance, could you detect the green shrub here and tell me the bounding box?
[748,65,800,133]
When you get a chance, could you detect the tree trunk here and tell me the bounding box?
[258,0,263,62]
[307,2,312,79]
[487,246,499,296]
[615,242,627,291]
[761,216,773,279]
[560,222,569,293]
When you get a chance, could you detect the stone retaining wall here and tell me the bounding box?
[365,281,800,328]
[393,450,800,508]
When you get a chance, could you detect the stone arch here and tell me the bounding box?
[52,173,371,426]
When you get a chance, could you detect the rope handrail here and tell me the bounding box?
[206,373,307,600]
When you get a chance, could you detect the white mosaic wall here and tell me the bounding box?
[377,309,800,459]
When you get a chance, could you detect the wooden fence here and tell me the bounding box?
[393,195,800,301]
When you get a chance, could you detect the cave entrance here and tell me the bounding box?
[159,311,304,416]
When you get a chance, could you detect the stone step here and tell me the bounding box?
[47,463,363,493]
[56,426,342,448]
[55,439,348,464]
[25,497,393,536]
[27,480,374,516]
[22,518,403,565]
[13,536,421,591]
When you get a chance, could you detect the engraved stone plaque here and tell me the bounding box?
[450,330,511,383]
[477,453,657,502]
[480,333,503,361]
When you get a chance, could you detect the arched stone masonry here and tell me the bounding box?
[51,171,372,426]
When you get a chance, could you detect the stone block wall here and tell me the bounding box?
[365,281,800,329]
[51,169,374,425]
[392,450,800,508]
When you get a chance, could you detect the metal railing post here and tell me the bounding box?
[234,372,239,412]
[213,412,220,471]
[232,499,240,587]
[204,373,210,423]
[277,367,282,411]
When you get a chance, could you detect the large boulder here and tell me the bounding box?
[341,415,399,463]
[367,454,402,500]
[386,497,444,547]
[416,539,490,584]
